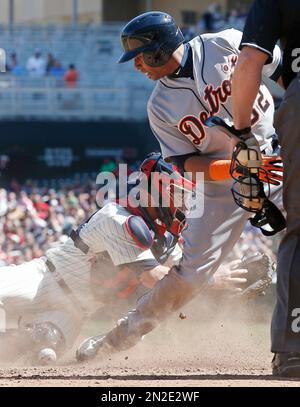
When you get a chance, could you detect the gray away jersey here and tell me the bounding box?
[148,29,281,160]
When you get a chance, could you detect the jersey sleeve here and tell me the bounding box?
[98,216,156,266]
[240,0,282,61]
[216,28,243,54]
[262,44,282,80]
[148,100,197,159]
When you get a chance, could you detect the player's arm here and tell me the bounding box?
[233,43,282,128]
[170,153,242,182]
[233,47,269,130]
[170,153,282,185]
[101,214,171,290]
[116,258,169,289]
[232,0,282,130]
[124,235,182,289]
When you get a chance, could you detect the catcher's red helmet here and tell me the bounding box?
[139,152,194,236]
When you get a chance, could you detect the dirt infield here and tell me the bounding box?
[1,296,300,387]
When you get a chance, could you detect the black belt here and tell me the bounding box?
[45,258,88,317]
[70,229,89,254]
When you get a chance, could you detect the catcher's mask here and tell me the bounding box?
[139,152,194,236]
[230,143,285,236]
[205,116,286,236]
[230,143,268,213]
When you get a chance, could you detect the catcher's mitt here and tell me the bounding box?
[231,252,275,301]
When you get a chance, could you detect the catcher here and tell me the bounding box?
[0,154,273,366]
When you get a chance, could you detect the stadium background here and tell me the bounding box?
[0,3,295,388]
[0,0,282,266]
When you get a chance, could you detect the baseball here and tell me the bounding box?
[38,348,57,365]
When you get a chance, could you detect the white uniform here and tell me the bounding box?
[0,202,157,347]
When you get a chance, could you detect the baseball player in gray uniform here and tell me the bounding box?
[76,11,284,362]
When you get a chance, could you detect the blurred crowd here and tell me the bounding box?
[0,180,97,266]
[5,48,80,87]
[4,2,249,82]
[181,2,249,41]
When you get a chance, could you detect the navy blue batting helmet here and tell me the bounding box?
[118,11,185,67]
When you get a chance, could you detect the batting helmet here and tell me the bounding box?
[118,11,185,67]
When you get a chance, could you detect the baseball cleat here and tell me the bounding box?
[76,334,107,362]
[272,352,300,377]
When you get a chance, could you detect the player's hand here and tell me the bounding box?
[230,252,274,301]
[209,260,248,294]
[235,156,283,186]
[232,132,263,174]
[260,156,283,186]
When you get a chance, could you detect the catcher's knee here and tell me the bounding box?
[0,322,66,365]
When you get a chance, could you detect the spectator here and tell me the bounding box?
[226,9,238,28]
[181,25,196,42]
[210,4,225,31]
[8,52,25,76]
[100,157,117,173]
[199,3,224,32]
[201,5,215,32]
[46,53,56,74]
[26,48,46,77]
[64,63,79,87]
[50,59,65,78]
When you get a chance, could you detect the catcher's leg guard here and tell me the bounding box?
[0,322,66,364]
[20,322,66,364]
[76,266,196,362]
[22,322,66,352]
